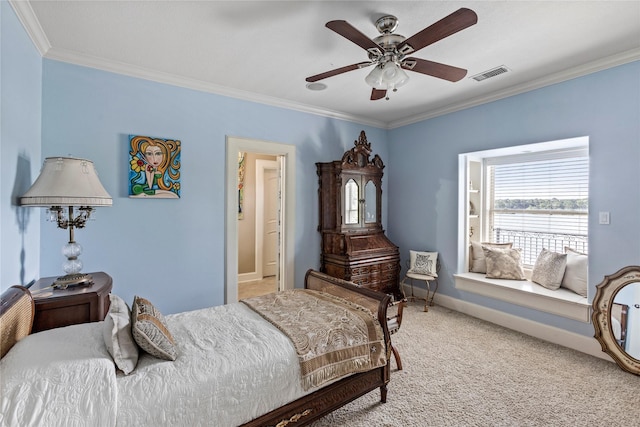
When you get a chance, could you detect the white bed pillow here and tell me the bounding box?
[103,293,139,374]
[561,247,588,297]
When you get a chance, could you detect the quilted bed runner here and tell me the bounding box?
[242,289,386,390]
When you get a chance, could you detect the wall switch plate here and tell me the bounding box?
[599,211,610,225]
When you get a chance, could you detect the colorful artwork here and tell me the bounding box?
[238,152,246,219]
[129,135,181,198]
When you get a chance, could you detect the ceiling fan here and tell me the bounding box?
[306,8,478,101]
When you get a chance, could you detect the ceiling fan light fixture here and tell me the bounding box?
[365,62,409,90]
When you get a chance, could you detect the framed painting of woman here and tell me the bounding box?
[129,135,181,198]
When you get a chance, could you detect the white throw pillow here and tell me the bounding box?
[470,242,513,273]
[483,247,526,280]
[561,247,588,297]
[103,293,139,374]
[531,248,567,290]
[409,250,438,276]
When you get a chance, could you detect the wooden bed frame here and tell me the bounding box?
[0,270,391,427]
[242,269,392,426]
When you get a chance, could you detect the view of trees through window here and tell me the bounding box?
[494,198,588,211]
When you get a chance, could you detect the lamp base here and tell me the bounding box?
[53,273,94,290]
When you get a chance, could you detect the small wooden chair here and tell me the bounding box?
[387,298,406,370]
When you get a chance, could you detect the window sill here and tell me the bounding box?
[453,272,590,322]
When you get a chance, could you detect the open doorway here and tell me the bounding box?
[237,156,279,299]
[225,136,296,304]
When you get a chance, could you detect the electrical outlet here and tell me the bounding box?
[599,212,610,225]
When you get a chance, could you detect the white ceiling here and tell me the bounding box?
[12,1,640,128]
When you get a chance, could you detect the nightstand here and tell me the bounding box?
[31,272,113,333]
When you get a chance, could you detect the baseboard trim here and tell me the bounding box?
[401,283,613,363]
[238,272,261,283]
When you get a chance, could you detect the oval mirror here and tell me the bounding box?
[592,265,640,375]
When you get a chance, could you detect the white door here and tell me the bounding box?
[263,167,279,277]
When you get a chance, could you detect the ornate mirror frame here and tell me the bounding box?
[592,265,640,375]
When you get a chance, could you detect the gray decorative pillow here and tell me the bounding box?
[531,248,567,290]
[470,242,513,273]
[131,296,177,361]
[483,247,526,280]
[103,293,139,374]
[561,247,588,297]
[408,250,438,276]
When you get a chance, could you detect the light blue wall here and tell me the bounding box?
[0,1,42,290]
[387,61,640,336]
[3,1,639,339]
[36,59,388,314]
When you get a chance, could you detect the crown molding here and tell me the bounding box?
[10,0,638,131]
[9,0,50,55]
[388,48,640,129]
[43,46,387,129]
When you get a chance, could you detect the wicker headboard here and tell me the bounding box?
[0,285,35,359]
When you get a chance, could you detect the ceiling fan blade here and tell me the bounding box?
[306,62,372,82]
[397,8,478,55]
[370,89,387,101]
[402,57,467,82]
[326,20,383,55]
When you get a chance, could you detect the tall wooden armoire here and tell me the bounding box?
[316,131,401,299]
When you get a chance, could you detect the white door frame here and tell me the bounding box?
[225,136,295,303]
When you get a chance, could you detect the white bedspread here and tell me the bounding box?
[116,302,307,427]
[0,302,336,427]
[0,322,117,427]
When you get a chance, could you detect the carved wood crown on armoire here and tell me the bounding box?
[316,130,401,300]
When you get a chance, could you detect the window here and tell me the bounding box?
[458,136,589,273]
[456,137,590,321]
[486,149,589,267]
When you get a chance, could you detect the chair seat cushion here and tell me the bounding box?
[405,272,437,280]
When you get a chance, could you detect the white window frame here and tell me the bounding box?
[455,136,590,322]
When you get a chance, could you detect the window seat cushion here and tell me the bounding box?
[454,272,589,322]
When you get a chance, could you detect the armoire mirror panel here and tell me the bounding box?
[592,265,640,375]
[364,180,377,223]
[344,179,359,225]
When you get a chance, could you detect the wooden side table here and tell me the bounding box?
[31,272,113,333]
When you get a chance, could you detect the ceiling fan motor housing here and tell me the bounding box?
[372,15,406,66]
[375,15,399,34]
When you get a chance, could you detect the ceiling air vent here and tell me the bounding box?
[471,66,510,82]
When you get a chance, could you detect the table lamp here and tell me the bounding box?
[20,157,112,289]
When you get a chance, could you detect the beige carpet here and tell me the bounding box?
[310,302,640,426]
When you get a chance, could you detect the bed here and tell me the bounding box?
[0,269,391,427]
